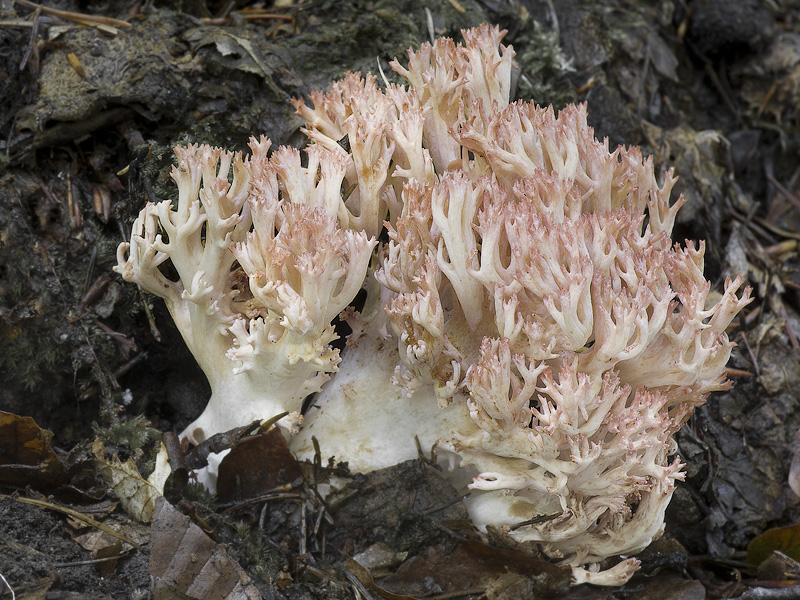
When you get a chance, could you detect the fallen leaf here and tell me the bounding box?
[647,31,678,81]
[74,529,121,552]
[324,460,470,555]
[92,439,162,522]
[379,540,571,599]
[0,411,68,489]
[148,442,172,494]
[217,427,302,505]
[748,523,800,568]
[352,543,408,578]
[757,551,800,581]
[150,496,261,600]
[95,540,123,577]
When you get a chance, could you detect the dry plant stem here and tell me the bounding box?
[0,573,14,600]
[0,20,35,28]
[14,0,132,29]
[202,13,293,25]
[0,494,139,547]
[767,173,800,213]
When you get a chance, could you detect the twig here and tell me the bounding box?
[779,304,799,350]
[725,367,754,378]
[447,0,466,14]
[703,61,739,119]
[731,211,779,244]
[768,173,800,214]
[429,589,486,600]
[202,12,293,25]
[544,0,560,39]
[0,572,15,600]
[510,511,563,531]
[785,280,800,292]
[15,0,131,34]
[424,7,435,44]
[299,501,307,556]
[312,499,327,536]
[112,351,146,379]
[728,586,800,599]
[345,571,376,600]
[53,552,130,568]
[218,490,301,512]
[754,216,800,241]
[0,494,140,548]
[764,239,797,256]
[739,331,759,376]
[757,81,778,118]
[19,5,40,72]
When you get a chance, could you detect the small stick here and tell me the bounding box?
[0,494,139,547]
[739,331,759,376]
[780,304,799,350]
[15,0,132,31]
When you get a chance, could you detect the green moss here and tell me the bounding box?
[95,413,160,452]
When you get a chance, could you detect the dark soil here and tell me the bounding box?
[2,1,800,599]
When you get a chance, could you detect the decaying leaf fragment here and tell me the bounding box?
[748,522,800,568]
[92,439,170,523]
[0,410,68,489]
[74,530,124,577]
[216,426,302,504]
[150,496,261,600]
[347,539,571,600]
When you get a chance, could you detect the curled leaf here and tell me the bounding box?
[92,439,162,523]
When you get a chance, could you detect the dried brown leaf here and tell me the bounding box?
[748,523,800,568]
[92,439,164,523]
[0,411,68,489]
[217,427,302,505]
[150,496,261,600]
[378,540,571,599]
